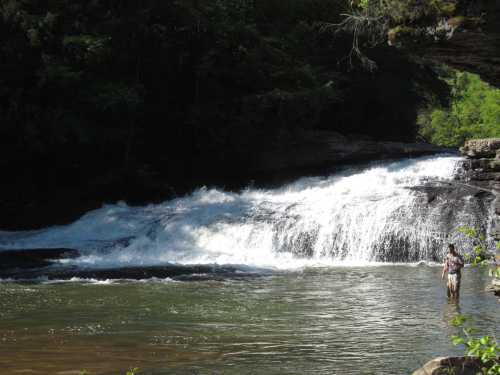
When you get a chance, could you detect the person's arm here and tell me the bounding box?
[442,262,448,280]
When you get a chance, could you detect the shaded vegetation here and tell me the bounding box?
[332,0,474,63]
[419,72,500,147]
[0,0,449,228]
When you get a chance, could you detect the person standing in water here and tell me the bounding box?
[442,244,465,300]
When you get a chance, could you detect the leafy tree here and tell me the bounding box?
[0,0,454,229]
[420,72,500,147]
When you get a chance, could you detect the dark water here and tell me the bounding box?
[0,266,498,375]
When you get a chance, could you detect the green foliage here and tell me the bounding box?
[357,0,369,10]
[456,225,500,296]
[0,0,348,164]
[351,0,456,22]
[338,0,461,53]
[457,226,492,267]
[450,315,500,375]
[420,72,500,147]
[382,0,455,23]
[0,0,453,219]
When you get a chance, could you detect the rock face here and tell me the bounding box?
[460,138,500,159]
[417,1,500,88]
[460,138,500,298]
[254,131,452,173]
[460,138,500,240]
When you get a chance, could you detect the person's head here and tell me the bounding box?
[448,244,457,256]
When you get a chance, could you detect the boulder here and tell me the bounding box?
[410,181,494,204]
[467,171,500,182]
[412,357,483,375]
[460,138,500,158]
[467,159,500,172]
[485,276,500,297]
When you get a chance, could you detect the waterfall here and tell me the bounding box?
[0,155,493,269]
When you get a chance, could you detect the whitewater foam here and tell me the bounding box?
[0,155,491,269]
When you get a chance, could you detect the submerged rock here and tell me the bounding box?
[0,263,262,282]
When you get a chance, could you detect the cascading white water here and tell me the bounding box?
[0,155,492,269]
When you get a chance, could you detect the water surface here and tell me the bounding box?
[1,266,498,375]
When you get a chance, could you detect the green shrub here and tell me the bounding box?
[451,316,500,375]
